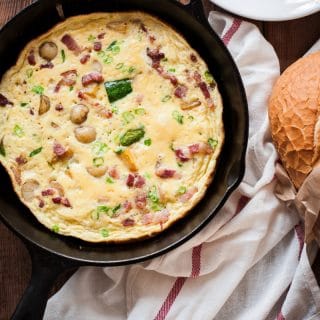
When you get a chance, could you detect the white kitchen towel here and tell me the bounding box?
[44,12,319,320]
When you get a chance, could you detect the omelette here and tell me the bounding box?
[0,13,224,242]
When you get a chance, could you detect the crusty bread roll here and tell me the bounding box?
[268,52,320,190]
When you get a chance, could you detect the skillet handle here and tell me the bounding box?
[176,0,208,24]
[11,243,78,320]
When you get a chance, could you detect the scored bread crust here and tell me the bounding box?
[268,52,320,189]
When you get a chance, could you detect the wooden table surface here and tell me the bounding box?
[0,0,319,319]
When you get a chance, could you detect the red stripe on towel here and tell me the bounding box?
[222,18,242,45]
[277,311,285,320]
[191,244,202,278]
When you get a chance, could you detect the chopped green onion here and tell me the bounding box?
[29,147,42,157]
[103,54,113,64]
[13,124,24,137]
[32,85,44,95]
[97,206,110,213]
[92,141,108,155]
[115,63,124,70]
[91,210,100,220]
[144,138,152,146]
[162,95,171,103]
[97,51,106,58]
[128,66,135,73]
[134,108,146,115]
[147,185,159,203]
[114,146,124,155]
[69,86,74,91]
[170,142,175,151]
[105,79,133,103]
[144,172,151,179]
[151,202,165,212]
[172,110,184,124]
[188,115,194,121]
[20,102,28,107]
[112,204,121,214]
[106,176,114,184]
[122,111,135,124]
[101,228,109,237]
[88,34,96,42]
[204,71,216,86]
[177,162,183,168]
[162,57,168,62]
[112,46,120,54]
[107,40,117,50]
[93,157,104,167]
[26,69,33,78]
[177,186,187,195]
[61,49,66,63]
[168,68,176,73]
[120,127,145,147]
[52,225,59,233]
[208,138,218,148]
[111,105,119,114]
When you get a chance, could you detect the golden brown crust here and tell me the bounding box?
[268,52,320,189]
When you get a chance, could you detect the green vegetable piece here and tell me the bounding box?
[148,185,159,204]
[93,157,104,167]
[172,110,184,124]
[97,206,110,214]
[107,40,120,54]
[151,202,165,212]
[204,71,216,86]
[97,51,106,58]
[115,63,124,70]
[0,138,5,157]
[26,69,33,78]
[134,108,146,115]
[128,66,135,74]
[32,85,44,95]
[107,40,117,50]
[88,34,96,42]
[61,49,66,63]
[111,105,119,114]
[177,186,187,195]
[101,228,109,237]
[144,172,151,179]
[69,86,74,92]
[188,115,194,121]
[162,95,171,103]
[103,54,113,64]
[52,225,60,233]
[112,204,121,214]
[20,102,28,107]
[144,138,152,146]
[104,79,133,103]
[91,210,100,220]
[29,147,43,157]
[106,176,114,184]
[120,127,145,146]
[122,111,135,124]
[208,138,218,148]
[168,68,176,73]
[92,141,108,155]
[114,146,124,154]
[177,162,183,168]
[13,124,24,137]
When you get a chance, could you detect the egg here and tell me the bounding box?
[0,12,224,242]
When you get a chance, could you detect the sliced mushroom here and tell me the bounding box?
[106,21,128,34]
[21,179,40,202]
[74,126,96,144]
[86,165,107,178]
[39,95,51,115]
[118,148,138,172]
[180,98,201,110]
[39,41,58,61]
[70,104,89,124]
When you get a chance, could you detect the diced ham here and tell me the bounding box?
[27,50,36,66]
[78,91,87,100]
[122,218,135,227]
[134,175,145,188]
[61,198,72,208]
[108,166,119,179]
[53,142,66,157]
[52,197,61,204]
[126,174,135,187]
[175,148,191,162]
[149,35,156,43]
[15,155,27,166]
[174,85,188,98]
[142,213,153,225]
[55,70,77,92]
[93,42,102,51]
[153,209,170,224]
[0,93,13,107]
[80,54,91,64]
[41,189,55,196]
[162,72,178,86]
[188,144,200,154]
[179,186,198,203]
[123,200,133,213]
[82,72,104,86]
[97,33,106,39]
[61,34,81,55]
[193,71,202,84]
[146,48,165,68]
[39,199,45,208]
[199,82,211,99]
[40,62,54,69]
[135,193,147,209]
[155,168,180,179]
[136,94,144,104]
[55,104,64,111]
[140,23,148,33]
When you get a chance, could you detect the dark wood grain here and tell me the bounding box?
[0,1,319,319]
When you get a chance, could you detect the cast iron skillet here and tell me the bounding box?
[0,0,248,318]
